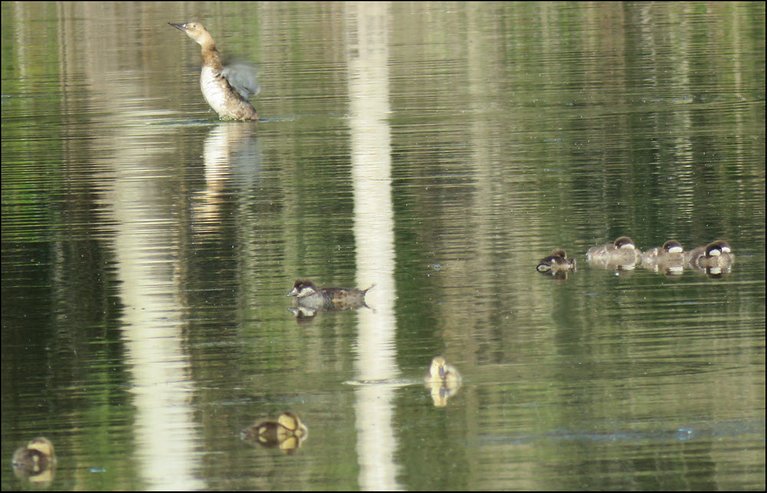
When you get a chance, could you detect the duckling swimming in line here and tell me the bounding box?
[640,239,685,275]
[12,437,56,477]
[169,22,259,121]
[288,279,374,311]
[586,236,640,270]
[686,240,734,270]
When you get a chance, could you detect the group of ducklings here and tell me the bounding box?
[538,237,734,278]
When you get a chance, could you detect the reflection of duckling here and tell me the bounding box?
[12,437,56,479]
[686,240,734,269]
[241,412,308,454]
[536,249,576,274]
[287,279,374,311]
[640,240,685,275]
[586,236,640,270]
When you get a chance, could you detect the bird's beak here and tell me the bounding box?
[169,22,187,32]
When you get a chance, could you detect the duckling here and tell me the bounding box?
[536,248,576,273]
[686,240,734,270]
[640,240,685,275]
[424,356,462,407]
[169,22,259,121]
[241,412,308,453]
[586,236,640,270]
[287,279,374,311]
[12,437,56,477]
[424,356,462,386]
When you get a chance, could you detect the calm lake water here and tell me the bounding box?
[2,1,765,491]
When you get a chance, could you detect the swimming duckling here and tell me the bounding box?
[12,437,56,478]
[287,279,374,311]
[424,356,462,407]
[686,240,734,270]
[586,236,640,270]
[241,412,308,453]
[169,22,259,121]
[424,356,462,386]
[640,240,685,275]
[536,248,576,273]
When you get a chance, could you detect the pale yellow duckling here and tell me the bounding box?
[12,437,56,479]
[424,356,462,386]
[424,356,462,407]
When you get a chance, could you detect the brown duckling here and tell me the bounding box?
[12,437,56,478]
[586,236,640,270]
[241,412,308,453]
[640,239,685,275]
[536,248,576,273]
[686,240,734,270]
[287,279,374,311]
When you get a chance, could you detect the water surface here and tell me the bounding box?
[2,2,765,491]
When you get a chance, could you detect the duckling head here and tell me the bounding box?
[707,240,731,256]
[705,242,724,257]
[24,437,54,458]
[169,22,215,49]
[662,240,684,254]
[613,236,636,250]
[429,356,448,380]
[288,279,319,298]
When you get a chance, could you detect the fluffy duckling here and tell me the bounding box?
[640,240,685,275]
[586,236,640,270]
[424,356,462,407]
[686,240,734,269]
[12,437,56,477]
[424,356,462,386]
[287,279,374,311]
[536,248,576,273]
[241,412,308,453]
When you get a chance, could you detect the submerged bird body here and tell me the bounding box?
[170,22,259,121]
[288,279,373,311]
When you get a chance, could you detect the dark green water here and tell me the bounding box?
[2,2,765,490]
